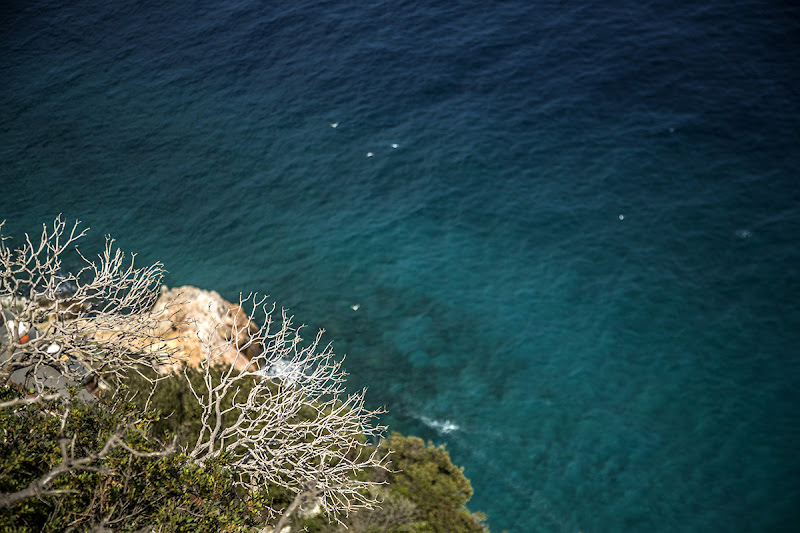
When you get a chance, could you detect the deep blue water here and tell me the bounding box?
[2,1,800,531]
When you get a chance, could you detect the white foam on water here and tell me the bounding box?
[260,358,304,386]
[420,415,460,434]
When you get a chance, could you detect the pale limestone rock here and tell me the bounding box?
[150,285,259,372]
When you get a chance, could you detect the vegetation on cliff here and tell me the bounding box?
[0,218,489,532]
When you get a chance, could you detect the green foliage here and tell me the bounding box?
[2,377,491,533]
[380,434,487,533]
[1,219,490,531]
[300,486,431,533]
[122,364,208,447]
[2,359,490,533]
[0,386,268,532]
[123,365,308,513]
[300,433,490,533]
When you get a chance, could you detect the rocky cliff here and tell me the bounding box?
[148,285,260,372]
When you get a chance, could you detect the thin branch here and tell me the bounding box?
[189,294,389,522]
[0,425,176,509]
[0,393,63,409]
[1,215,177,392]
[0,217,181,513]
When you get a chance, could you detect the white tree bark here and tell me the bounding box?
[188,294,390,525]
[0,216,177,393]
[0,217,178,510]
[1,217,389,528]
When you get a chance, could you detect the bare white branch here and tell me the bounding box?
[0,215,178,395]
[0,393,63,409]
[1,218,391,528]
[0,217,180,514]
[188,294,390,524]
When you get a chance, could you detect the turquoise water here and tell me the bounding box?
[2,1,800,531]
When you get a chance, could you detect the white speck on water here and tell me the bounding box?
[619,214,624,220]
[330,122,339,128]
[391,143,398,148]
[366,152,374,157]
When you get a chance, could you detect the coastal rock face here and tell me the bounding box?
[150,285,259,371]
[5,286,259,376]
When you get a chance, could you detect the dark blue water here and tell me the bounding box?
[2,1,799,531]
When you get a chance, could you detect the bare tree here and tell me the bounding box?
[0,216,175,394]
[186,294,390,528]
[0,217,177,510]
[1,218,390,529]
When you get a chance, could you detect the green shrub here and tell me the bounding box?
[301,433,490,533]
[381,434,487,533]
[0,386,269,532]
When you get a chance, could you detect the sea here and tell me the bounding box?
[2,1,799,531]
